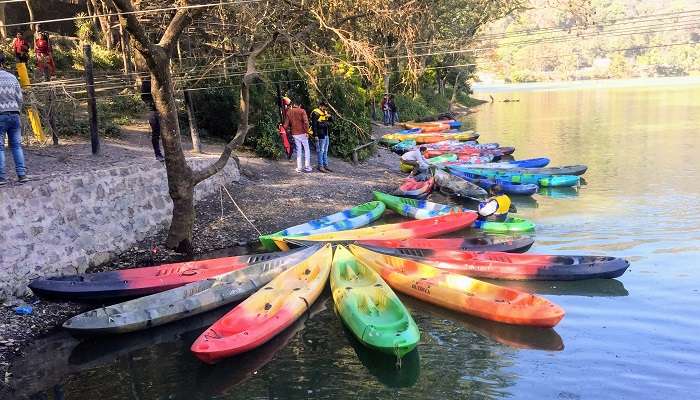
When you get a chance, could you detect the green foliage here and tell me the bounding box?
[97,95,143,121]
[392,94,433,122]
[74,12,97,43]
[249,110,283,159]
[190,87,239,139]
[71,44,121,70]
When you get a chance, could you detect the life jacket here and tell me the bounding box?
[493,195,511,215]
[312,108,329,122]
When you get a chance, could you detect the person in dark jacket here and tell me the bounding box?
[388,94,398,125]
[310,102,332,172]
[140,78,164,162]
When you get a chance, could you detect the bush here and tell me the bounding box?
[392,93,434,122]
[71,43,121,70]
[249,110,283,159]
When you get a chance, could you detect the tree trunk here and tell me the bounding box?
[119,18,133,80]
[24,0,36,34]
[184,90,201,153]
[449,71,462,112]
[92,0,113,49]
[383,73,390,95]
[0,5,7,39]
[149,53,196,252]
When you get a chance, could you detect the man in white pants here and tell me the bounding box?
[284,101,312,173]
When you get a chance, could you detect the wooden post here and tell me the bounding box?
[48,89,58,145]
[83,44,100,155]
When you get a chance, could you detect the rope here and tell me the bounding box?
[220,184,261,236]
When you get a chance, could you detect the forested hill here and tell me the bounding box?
[477,0,700,83]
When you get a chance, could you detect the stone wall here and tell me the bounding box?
[0,158,239,299]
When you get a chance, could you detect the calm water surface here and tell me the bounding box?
[9,83,700,399]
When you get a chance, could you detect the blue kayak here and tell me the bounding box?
[447,121,462,129]
[510,158,551,168]
[398,128,422,134]
[447,168,539,196]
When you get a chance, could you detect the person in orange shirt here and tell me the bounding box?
[35,32,56,80]
[284,100,312,173]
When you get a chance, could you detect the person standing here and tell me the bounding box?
[0,53,28,186]
[34,32,56,80]
[140,78,165,162]
[388,94,398,126]
[11,32,30,63]
[310,102,332,173]
[381,94,390,125]
[284,100,312,173]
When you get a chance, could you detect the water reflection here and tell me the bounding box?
[538,187,580,199]
[489,279,629,297]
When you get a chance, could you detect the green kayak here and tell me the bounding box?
[259,201,386,250]
[373,191,535,233]
[331,246,420,357]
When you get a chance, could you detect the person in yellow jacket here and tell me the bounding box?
[310,102,332,172]
[477,185,511,222]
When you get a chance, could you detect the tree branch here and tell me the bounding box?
[192,33,279,184]
[160,4,200,56]
[110,0,153,58]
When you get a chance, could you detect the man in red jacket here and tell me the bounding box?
[284,100,312,173]
[11,32,29,63]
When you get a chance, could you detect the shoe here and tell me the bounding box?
[303,167,313,173]
[323,166,333,172]
[156,156,165,162]
[17,175,28,183]
[318,166,327,173]
[0,179,7,187]
[295,168,302,173]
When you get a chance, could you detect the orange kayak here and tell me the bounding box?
[281,211,477,246]
[348,245,565,327]
[190,244,332,363]
[404,122,451,132]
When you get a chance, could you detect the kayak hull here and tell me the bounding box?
[259,201,385,250]
[331,246,419,357]
[28,251,286,301]
[357,236,535,253]
[363,247,630,281]
[349,245,565,327]
[191,245,332,363]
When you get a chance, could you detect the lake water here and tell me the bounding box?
[8,83,700,399]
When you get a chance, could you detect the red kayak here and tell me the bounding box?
[397,177,434,197]
[28,251,287,301]
[357,237,535,253]
[361,246,630,281]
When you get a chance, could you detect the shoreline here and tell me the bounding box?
[0,125,405,396]
[471,75,700,93]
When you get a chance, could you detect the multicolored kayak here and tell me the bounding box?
[281,212,478,247]
[372,191,535,233]
[190,244,332,363]
[396,177,434,197]
[400,154,458,172]
[456,157,551,169]
[433,168,488,200]
[259,201,385,251]
[357,236,535,253]
[331,246,419,357]
[349,245,565,327]
[465,165,588,176]
[63,245,322,334]
[450,167,580,187]
[364,247,630,281]
[28,251,288,301]
[447,168,539,196]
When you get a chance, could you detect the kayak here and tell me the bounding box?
[259,201,385,251]
[447,168,539,196]
[363,247,630,281]
[396,177,434,197]
[450,167,580,188]
[456,158,551,169]
[403,122,451,132]
[349,245,565,327]
[433,168,488,200]
[465,165,588,176]
[62,245,322,334]
[190,245,332,363]
[372,191,534,233]
[281,212,478,246]
[427,154,458,165]
[357,236,535,253]
[392,140,417,154]
[331,246,419,357]
[28,251,288,301]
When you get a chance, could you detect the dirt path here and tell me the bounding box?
[0,121,404,393]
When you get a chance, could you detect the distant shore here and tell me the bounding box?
[471,76,700,94]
